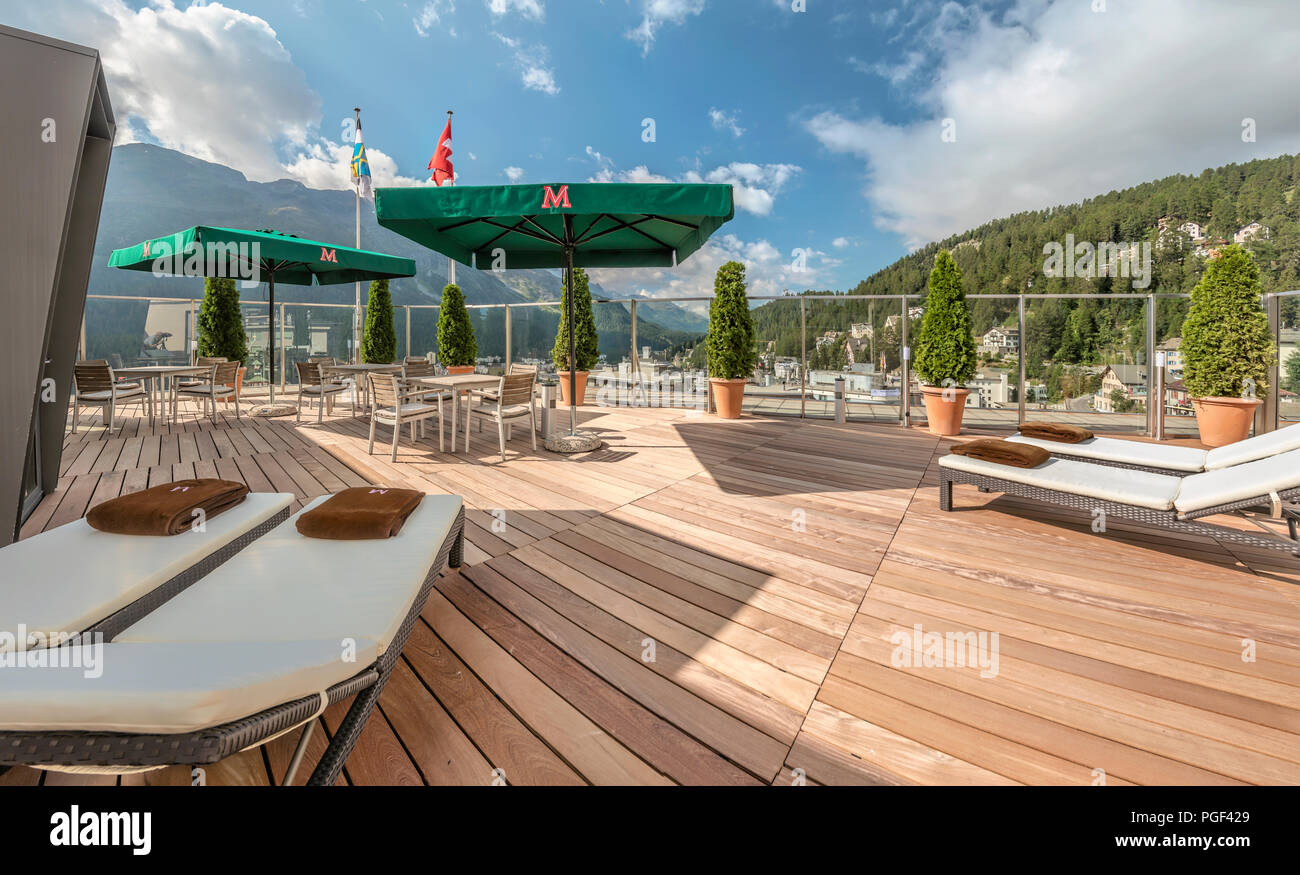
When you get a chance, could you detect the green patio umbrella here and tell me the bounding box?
[109,226,416,404]
[374,182,734,445]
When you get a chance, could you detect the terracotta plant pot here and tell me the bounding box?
[556,371,589,406]
[920,385,971,436]
[1192,396,1260,447]
[710,378,747,419]
[446,365,476,376]
[219,366,245,404]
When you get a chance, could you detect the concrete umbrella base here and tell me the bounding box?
[544,432,603,454]
[248,403,297,418]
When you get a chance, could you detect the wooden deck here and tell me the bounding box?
[6,398,1300,786]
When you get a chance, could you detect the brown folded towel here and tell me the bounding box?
[86,479,249,536]
[1018,421,1094,443]
[949,438,1050,469]
[295,487,424,540]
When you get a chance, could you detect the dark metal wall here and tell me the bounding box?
[0,25,115,545]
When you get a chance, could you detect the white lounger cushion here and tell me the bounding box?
[118,492,461,656]
[940,454,1182,510]
[0,492,293,647]
[1008,434,1208,473]
[0,492,462,734]
[1174,447,1300,514]
[1203,422,1300,471]
[0,639,368,734]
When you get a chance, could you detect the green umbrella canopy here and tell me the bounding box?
[108,226,416,284]
[374,182,733,269]
[374,182,734,440]
[109,226,416,404]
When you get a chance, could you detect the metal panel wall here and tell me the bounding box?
[0,26,115,544]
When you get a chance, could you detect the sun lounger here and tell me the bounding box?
[0,492,293,646]
[939,449,1300,557]
[0,492,465,786]
[1006,422,1300,475]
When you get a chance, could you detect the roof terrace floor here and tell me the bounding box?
[8,399,1299,786]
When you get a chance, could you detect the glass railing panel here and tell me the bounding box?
[623,301,709,411]
[961,294,1020,430]
[82,296,157,369]
[1279,292,1300,424]
[468,305,507,374]
[1021,295,1149,433]
[508,303,560,378]
[746,294,805,417]
[1151,294,1196,436]
[406,306,438,362]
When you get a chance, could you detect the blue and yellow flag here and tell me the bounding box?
[351,125,372,200]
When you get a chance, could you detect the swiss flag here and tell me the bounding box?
[428,118,453,186]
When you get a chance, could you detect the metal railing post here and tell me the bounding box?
[1017,296,1027,426]
[405,306,412,359]
[899,296,910,427]
[629,300,639,376]
[1145,293,1157,437]
[504,304,511,370]
[188,300,195,364]
[834,377,845,424]
[799,296,807,419]
[79,313,86,362]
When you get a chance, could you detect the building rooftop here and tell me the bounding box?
[11,400,1299,786]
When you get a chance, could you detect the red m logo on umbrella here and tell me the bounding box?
[320,247,338,262]
[542,185,571,209]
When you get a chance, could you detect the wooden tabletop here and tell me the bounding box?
[409,373,501,390]
[112,365,208,376]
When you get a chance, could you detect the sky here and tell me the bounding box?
[6,0,1299,301]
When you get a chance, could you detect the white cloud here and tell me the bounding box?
[805,0,1300,249]
[413,0,455,37]
[281,139,436,191]
[590,232,838,303]
[832,236,850,249]
[6,0,322,183]
[493,31,560,94]
[504,166,525,182]
[708,107,745,138]
[583,149,799,216]
[485,0,543,21]
[626,0,705,56]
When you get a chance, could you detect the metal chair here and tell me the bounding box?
[71,361,148,434]
[367,373,445,461]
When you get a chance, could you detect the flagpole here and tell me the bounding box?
[445,109,455,287]
[353,106,363,364]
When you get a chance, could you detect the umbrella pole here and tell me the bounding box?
[565,244,577,437]
[267,274,276,404]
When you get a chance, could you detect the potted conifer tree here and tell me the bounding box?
[552,266,599,405]
[1181,245,1276,446]
[705,260,757,419]
[437,282,478,374]
[915,250,976,435]
[361,278,397,363]
[196,276,247,402]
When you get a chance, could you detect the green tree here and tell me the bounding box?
[196,276,247,363]
[914,250,976,386]
[705,261,758,379]
[551,267,600,371]
[361,279,396,363]
[437,283,478,367]
[1284,352,1300,394]
[1182,245,1276,398]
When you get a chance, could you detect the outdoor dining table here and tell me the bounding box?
[408,373,502,453]
[321,363,405,415]
[110,364,209,427]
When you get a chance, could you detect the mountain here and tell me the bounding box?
[95,144,530,306]
[93,143,708,342]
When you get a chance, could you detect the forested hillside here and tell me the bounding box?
[749,154,1300,393]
